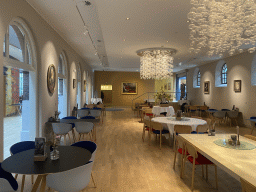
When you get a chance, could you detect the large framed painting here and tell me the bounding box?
[204,81,210,94]
[234,80,241,92]
[121,82,137,94]
[47,64,56,94]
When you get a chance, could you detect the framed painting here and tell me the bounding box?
[234,80,241,92]
[121,82,137,94]
[84,80,86,92]
[73,79,76,89]
[47,64,56,94]
[168,83,171,90]
[204,81,210,94]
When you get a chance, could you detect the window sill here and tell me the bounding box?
[216,84,227,88]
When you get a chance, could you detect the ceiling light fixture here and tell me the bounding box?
[126,18,130,20]
[188,0,256,56]
[137,47,177,80]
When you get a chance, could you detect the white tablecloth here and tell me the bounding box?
[151,117,207,135]
[91,98,102,104]
[152,106,175,116]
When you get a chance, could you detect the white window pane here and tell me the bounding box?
[9,25,24,62]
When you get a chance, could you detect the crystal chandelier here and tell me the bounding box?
[188,0,256,57]
[136,48,177,80]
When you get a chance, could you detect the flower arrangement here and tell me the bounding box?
[155,88,172,104]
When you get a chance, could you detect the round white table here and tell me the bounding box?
[151,117,207,135]
[152,106,175,116]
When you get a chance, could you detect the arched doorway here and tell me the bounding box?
[3,18,37,159]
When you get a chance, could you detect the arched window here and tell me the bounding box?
[197,71,201,86]
[58,52,68,119]
[2,17,37,159]
[221,64,227,84]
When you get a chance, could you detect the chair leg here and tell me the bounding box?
[142,127,145,142]
[91,173,96,188]
[173,147,177,169]
[67,133,72,145]
[215,165,218,189]
[78,133,81,141]
[160,131,162,149]
[191,159,196,191]
[14,174,18,180]
[31,175,34,184]
[64,135,66,145]
[206,164,208,181]
[202,165,204,178]
[21,175,26,192]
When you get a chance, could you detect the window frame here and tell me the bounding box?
[197,71,201,87]
[221,63,227,84]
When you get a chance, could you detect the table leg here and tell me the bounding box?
[72,129,76,143]
[40,175,47,192]
[31,175,43,192]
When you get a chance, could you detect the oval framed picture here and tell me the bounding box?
[47,64,56,94]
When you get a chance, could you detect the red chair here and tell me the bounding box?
[182,141,218,191]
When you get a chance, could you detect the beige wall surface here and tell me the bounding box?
[187,51,256,126]
[95,71,155,106]
[0,0,94,161]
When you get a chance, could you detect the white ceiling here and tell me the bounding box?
[25,0,243,73]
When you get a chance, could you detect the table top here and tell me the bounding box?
[151,117,206,126]
[180,134,256,186]
[1,146,91,175]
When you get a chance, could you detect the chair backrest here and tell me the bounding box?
[77,110,89,118]
[213,111,226,118]
[244,135,256,141]
[208,108,217,111]
[89,110,101,117]
[227,111,239,118]
[52,123,72,135]
[189,106,198,111]
[81,116,95,119]
[0,163,18,191]
[46,161,94,192]
[62,116,77,119]
[74,122,94,134]
[196,124,208,133]
[240,178,256,192]
[221,109,230,111]
[175,135,185,149]
[200,106,208,110]
[10,141,35,155]
[150,121,163,131]
[144,108,152,114]
[143,117,151,128]
[250,116,256,119]
[174,125,192,134]
[60,116,77,124]
[71,141,97,161]
[184,141,198,159]
[97,104,105,109]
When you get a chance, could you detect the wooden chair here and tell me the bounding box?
[240,177,256,192]
[189,106,198,116]
[183,141,218,191]
[199,106,208,117]
[142,116,151,142]
[140,107,150,122]
[173,136,186,176]
[144,108,154,119]
[213,111,226,125]
[173,125,192,151]
[227,111,239,127]
[196,124,208,134]
[244,135,256,141]
[150,121,170,149]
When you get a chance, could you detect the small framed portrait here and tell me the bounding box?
[84,80,86,92]
[204,81,210,94]
[47,64,56,94]
[121,82,137,94]
[34,137,46,156]
[164,84,167,90]
[73,79,76,89]
[234,80,241,92]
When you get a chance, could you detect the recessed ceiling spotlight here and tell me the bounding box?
[97,40,101,42]
[84,1,91,6]
[126,18,130,20]
[187,20,189,23]
[166,41,169,43]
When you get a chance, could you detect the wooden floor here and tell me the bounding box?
[14,108,253,191]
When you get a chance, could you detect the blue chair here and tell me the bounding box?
[10,141,35,192]
[93,107,102,110]
[71,141,97,187]
[0,163,18,191]
[81,108,90,110]
[61,116,77,128]
[81,116,95,119]
[221,109,230,111]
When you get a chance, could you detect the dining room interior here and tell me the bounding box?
[1,0,256,192]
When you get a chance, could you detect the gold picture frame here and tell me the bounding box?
[47,64,56,94]
[234,80,241,92]
[121,82,137,94]
[73,79,76,89]
[204,81,210,94]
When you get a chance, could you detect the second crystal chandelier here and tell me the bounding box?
[188,0,256,57]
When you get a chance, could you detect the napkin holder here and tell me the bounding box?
[34,137,47,161]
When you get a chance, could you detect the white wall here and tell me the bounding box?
[0,0,94,161]
[187,51,255,126]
